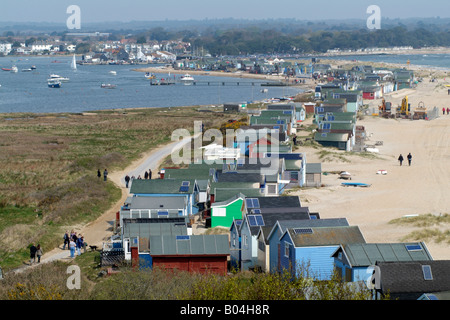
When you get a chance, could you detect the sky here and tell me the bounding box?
[1,0,449,23]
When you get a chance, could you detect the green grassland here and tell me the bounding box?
[0,106,238,270]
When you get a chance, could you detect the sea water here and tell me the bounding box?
[0,56,302,114]
[326,53,450,71]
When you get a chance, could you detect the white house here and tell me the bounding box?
[156,50,176,62]
[0,43,12,55]
[30,42,53,53]
[66,44,76,52]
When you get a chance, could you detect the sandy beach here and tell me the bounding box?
[292,77,450,260]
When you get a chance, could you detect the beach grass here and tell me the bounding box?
[389,213,450,244]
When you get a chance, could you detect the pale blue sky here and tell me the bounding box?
[1,0,449,23]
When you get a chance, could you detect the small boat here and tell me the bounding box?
[30,66,37,70]
[22,68,33,72]
[341,182,371,187]
[339,171,352,180]
[101,83,117,89]
[365,147,379,153]
[48,79,61,88]
[180,73,194,85]
[49,74,70,82]
[71,54,77,71]
[109,71,117,75]
[1,68,11,71]
[10,66,18,73]
[145,72,155,79]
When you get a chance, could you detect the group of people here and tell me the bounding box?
[63,230,86,258]
[98,169,108,181]
[29,243,43,264]
[398,153,413,166]
[124,169,152,188]
[442,107,450,115]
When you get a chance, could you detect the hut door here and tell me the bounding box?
[131,247,138,267]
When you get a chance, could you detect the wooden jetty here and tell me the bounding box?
[150,79,175,85]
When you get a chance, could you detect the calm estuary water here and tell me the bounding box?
[0,56,302,114]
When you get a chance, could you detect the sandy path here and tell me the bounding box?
[16,136,195,272]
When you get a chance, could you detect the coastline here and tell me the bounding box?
[5,53,450,276]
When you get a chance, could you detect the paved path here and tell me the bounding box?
[7,135,195,276]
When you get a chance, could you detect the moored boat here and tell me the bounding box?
[339,171,352,180]
[180,73,194,85]
[49,74,70,82]
[101,83,117,89]
[71,54,77,71]
[48,79,61,88]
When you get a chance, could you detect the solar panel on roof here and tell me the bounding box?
[248,215,257,226]
[293,228,313,235]
[252,198,260,208]
[248,214,264,226]
[158,211,169,217]
[422,265,433,280]
[182,181,190,186]
[406,244,422,251]
[255,215,264,226]
[179,186,189,192]
[246,198,255,208]
[176,235,190,241]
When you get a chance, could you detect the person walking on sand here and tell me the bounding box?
[36,244,43,263]
[103,168,108,181]
[148,169,152,180]
[407,153,412,166]
[125,175,130,188]
[29,243,37,265]
[97,169,101,179]
[398,154,404,166]
[443,107,446,115]
[144,170,149,179]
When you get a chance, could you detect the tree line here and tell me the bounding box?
[186,26,450,56]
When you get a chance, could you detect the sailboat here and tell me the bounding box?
[71,54,77,71]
